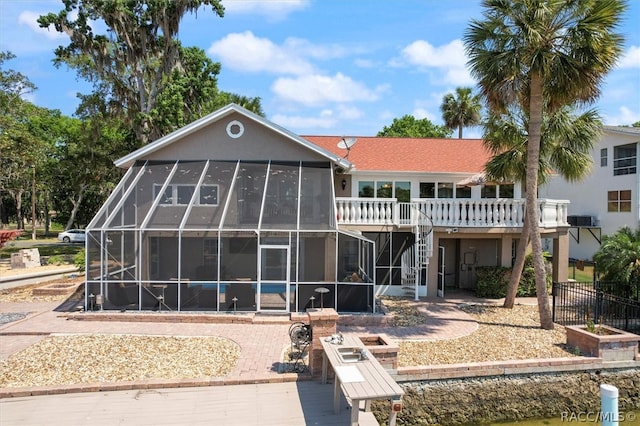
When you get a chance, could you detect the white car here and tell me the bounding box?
[57,229,86,243]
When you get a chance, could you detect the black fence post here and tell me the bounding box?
[552,281,556,323]
[594,280,602,324]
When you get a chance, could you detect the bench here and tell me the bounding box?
[321,335,404,426]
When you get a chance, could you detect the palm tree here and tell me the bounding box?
[440,87,481,138]
[593,227,640,299]
[464,0,626,329]
[483,106,602,308]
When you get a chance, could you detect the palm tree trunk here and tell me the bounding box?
[527,71,554,330]
[458,125,463,139]
[503,212,531,308]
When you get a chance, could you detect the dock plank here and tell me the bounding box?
[0,382,354,426]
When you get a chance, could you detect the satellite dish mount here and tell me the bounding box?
[337,137,357,159]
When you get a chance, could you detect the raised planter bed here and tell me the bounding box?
[33,281,82,296]
[359,333,399,370]
[565,325,640,361]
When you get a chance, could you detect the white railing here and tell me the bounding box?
[335,197,569,228]
[336,197,398,225]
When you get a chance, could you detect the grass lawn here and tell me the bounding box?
[568,264,596,282]
[0,223,83,260]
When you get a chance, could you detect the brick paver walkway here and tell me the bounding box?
[0,285,496,396]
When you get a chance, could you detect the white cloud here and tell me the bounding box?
[603,106,640,126]
[271,112,337,130]
[207,32,350,76]
[618,45,640,69]
[402,39,467,68]
[21,91,37,105]
[222,0,309,21]
[271,73,380,106]
[18,11,66,40]
[336,105,364,120]
[399,39,473,85]
[378,110,396,123]
[444,67,476,86]
[208,31,315,75]
[464,127,484,139]
[354,58,376,68]
[412,107,438,123]
[281,37,348,60]
[271,105,363,133]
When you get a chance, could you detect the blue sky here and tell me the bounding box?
[1,0,639,138]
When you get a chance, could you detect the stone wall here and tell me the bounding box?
[372,369,640,425]
[10,249,40,269]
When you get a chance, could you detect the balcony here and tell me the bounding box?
[335,197,569,229]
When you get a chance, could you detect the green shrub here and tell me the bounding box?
[47,254,69,265]
[476,266,511,298]
[74,249,86,272]
[475,254,550,298]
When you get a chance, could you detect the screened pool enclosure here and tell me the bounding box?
[85,160,375,313]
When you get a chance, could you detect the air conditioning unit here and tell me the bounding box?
[567,215,594,227]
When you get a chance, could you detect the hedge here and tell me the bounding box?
[475,254,551,298]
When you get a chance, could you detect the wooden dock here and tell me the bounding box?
[0,381,380,425]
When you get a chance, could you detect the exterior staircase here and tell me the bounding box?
[401,207,433,300]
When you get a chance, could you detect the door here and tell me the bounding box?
[258,245,289,312]
[437,245,445,298]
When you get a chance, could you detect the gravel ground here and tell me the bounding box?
[390,302,575,366]
[0,284,575,388]
[0,335,240,388]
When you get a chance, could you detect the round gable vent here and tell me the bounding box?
[226,120,244,139]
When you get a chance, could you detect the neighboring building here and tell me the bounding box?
[85,104,570,313]
[540,126,639,261]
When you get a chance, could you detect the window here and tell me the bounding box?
[499,184,514,198]
[153,184,173,204]
[607,190,631,212]
[359,181,410,200]
[177,185,195,205]
[613,144,636,176]
[420,182,435,198]
[420,182,457,198]
[481,184,497,198]
[394,182,411,202]
[199,185,219,205]
[358,181,374,198]
[377,181,393,198]
[438,182,454,198]
[455,185,471,199]
[601,148,608,167]
[154,184,219,206]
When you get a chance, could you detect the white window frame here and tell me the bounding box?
[153,184,219,206]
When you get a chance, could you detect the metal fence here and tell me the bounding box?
[552,281,640,334]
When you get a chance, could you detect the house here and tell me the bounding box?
[85,103,570,313]
[539,126,639,261]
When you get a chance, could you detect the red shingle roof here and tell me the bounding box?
[302,136,490,173]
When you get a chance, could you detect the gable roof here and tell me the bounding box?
[114,104,353,170]
[303,136,490,173]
